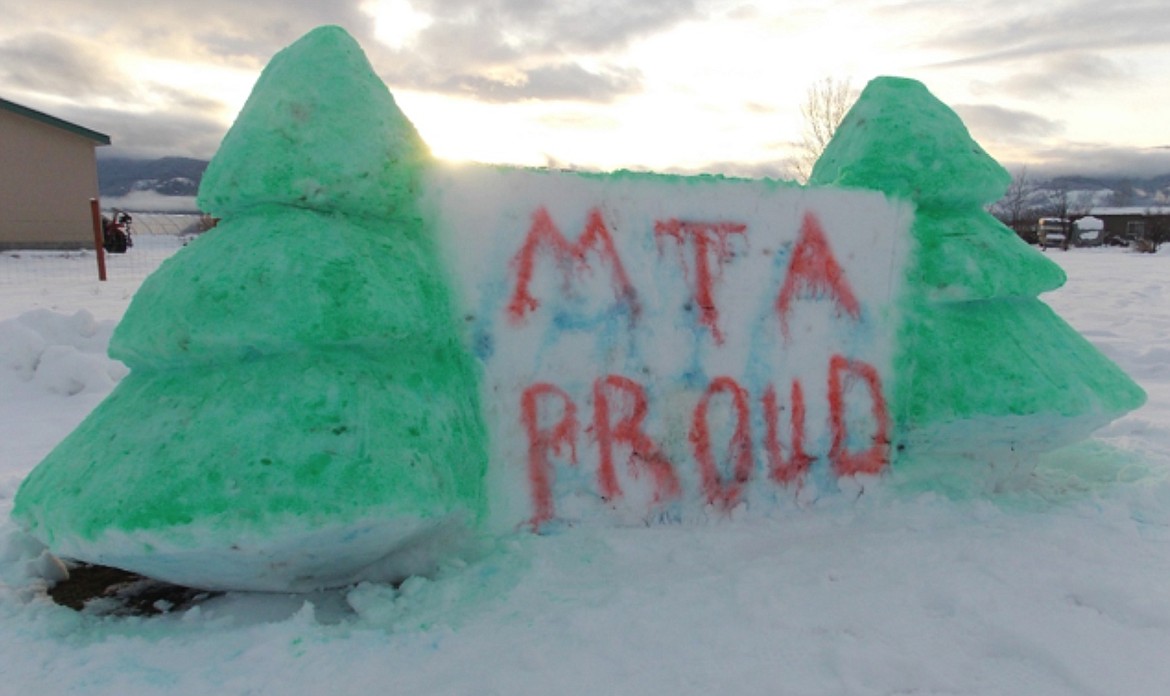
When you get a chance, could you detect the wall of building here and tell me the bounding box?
[0,109,101,249]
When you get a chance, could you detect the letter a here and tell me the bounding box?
[775,212,861,339]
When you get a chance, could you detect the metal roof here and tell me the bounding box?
[0,97,111,145]
[1090,206,1170,216]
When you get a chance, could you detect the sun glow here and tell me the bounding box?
[388,13,819,174]
[365,0,433,50]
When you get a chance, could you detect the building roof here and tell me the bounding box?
[1090,206,1170,217]
[0,97,111,145]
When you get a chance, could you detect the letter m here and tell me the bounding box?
[507,206,639,323]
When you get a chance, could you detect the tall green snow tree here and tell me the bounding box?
[13,26,489,591]
[810,77,1145,466]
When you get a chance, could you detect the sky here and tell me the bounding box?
[2,0,1169,179]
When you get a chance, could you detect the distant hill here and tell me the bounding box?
[97,157,209,198]
[1046,174,1170,207]
[95,156,1170,212]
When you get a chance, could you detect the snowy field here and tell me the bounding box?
[1,244,1169,695]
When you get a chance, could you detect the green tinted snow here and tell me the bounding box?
[13,25,487,545]
[811,77,1010,208]
[15,350,485,542]
[109,207,456,368]
[812,76,1145,452]
[197,25,429,220]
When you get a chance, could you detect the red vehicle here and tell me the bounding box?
[102,210,133,253]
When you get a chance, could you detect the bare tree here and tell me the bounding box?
[1045,183,1071,221]
[793,77,857,182]
[1137,207,1170,253]
[991,167,1038,241]
[1044,182,1074,249]
[1068,191,1093,220]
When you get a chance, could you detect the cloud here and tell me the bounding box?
[149,87,226,116]
[1020,145,1170,179]
[0,1,385,160]
[941,104,1168,181]
[537,111,621,130]
[3,0,1160,179]
[0,32,130,100]
[407,0,698,55]
[437,63,641,102]
[55,104,229,160]
[370,0,698,101]
[0,0,378,68]
[975,53,1127,99]
[0,0,698,162]
[172,3,379,65]
[951,103,1060,143]
[5,0,698,105]
[918,0,1170,67]
[744,102,776,115]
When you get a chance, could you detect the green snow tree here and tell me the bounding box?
[810,77,1145,464]
[14,27,488,590]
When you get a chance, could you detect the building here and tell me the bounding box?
[1089,206,1170,247]
[0,97,110,250]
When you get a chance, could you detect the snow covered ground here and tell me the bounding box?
[1,244,1169,695]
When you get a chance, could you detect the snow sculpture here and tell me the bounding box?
[809,77,1146,458]
[11,28,1145,592]
[424,166,912,532]
[12,26,489,591]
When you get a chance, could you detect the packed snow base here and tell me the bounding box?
[8,26,1144,593]
[1,248,1169,694]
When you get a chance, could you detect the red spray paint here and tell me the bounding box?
[521,383,579,526]
[655,219,747,344]
[593,375,681,504]
[776,212,861,338]
[508,206,640,323]
[690,377,753,509]
[763,380,814,487]
[827,355,891,477]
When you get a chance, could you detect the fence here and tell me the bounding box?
[0,211,210,320]
[0,211,209,283]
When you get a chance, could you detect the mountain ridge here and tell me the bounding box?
[97,157,208,198]
[97,157,1170,208]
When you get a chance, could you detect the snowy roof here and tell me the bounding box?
[1090,206,1170,216]
[0,97,111,145]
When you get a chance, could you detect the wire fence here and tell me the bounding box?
[0,212,209,288]
[0,212,212,321]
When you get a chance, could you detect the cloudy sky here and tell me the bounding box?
[3,0,1169,178]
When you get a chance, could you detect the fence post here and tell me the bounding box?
[90,198,107,281]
